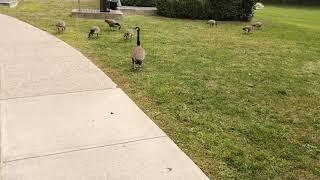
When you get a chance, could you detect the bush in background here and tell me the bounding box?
[156,0,257,21]
[121,0,156,7]
[171,0,205,19]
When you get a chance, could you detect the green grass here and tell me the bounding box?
[1,1,320,179]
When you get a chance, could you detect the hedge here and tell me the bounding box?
[156,0,257,21]
[121,0,156,7]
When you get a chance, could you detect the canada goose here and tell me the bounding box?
[105,19,121,30]
[252,22,263,29]
[88,26,100,38]
[207,20,217,27]
[243,25,253,33]
[56,20,66,32]
[124,28,134,40]
[131,27,145,69]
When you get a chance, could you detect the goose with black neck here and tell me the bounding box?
[131,27,146,69]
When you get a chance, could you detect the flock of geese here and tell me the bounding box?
[55,19,145,70]
[207,19,263,33]
[55,18,263,70]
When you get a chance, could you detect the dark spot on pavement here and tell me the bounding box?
[166,168,173,172]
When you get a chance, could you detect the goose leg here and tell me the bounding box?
[132,58,136,69]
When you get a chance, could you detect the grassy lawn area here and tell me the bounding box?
[1,1,319,179]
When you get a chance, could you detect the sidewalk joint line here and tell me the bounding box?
[4,136,167,164]
[0,87,118,101]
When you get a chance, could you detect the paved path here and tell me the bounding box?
[0,14,209,180]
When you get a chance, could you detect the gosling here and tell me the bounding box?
[243,25,253,33]
[56,20,66,33]
[207,20,217,27]
[88,26,100,38]
[252,22,263,29]
[124,29,134,40]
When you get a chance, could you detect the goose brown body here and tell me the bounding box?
[243,25,253,33]
[105,19,121,30]
[56,20,66,32]
[207,20,217,27]
[88,26,100,38]
[252,22,263,29]
[132,46,145,63]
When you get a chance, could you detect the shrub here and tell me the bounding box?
[121,0,156,7]
[156,0,257,21]
[206,0,241,20]
[171,0,205,19]
[156,0,173,16]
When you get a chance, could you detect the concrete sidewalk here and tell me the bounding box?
[0,14,209,179]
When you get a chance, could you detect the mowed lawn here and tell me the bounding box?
[1,1,319,179]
